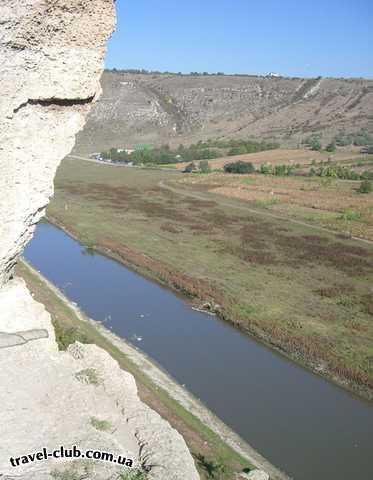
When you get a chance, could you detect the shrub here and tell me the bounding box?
[361,170,373,180]
[199,160,211,173]
[194,454,232,479]
[310,139,322,151]
[75,368,100,385]
[89,417,112,432]
[339,209,362,221]
[119,470,148,480]
[52,321,88,351]
[334,132,353,146]
[259,163,273,174]
[358,180,372,194]
[312,164,360,180]
[274,164,295,176]
[224,161,255,174]
[325,142,336,153]
[227,146,247,156]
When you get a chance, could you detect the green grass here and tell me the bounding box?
[45,158,373,397]
[118,470,148,480]
[17,260,252,479]
[89,417,113,432]
[75,368,100,385]
[339,208,362,221]
[51,467,81,480]
[254,198,279,207]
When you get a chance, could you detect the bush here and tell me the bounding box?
[194,454,232,480]
[224,161,255,174]
[52,321,88,351]
[325,142,336,153]
[310,139,322,151]
[274,164,295,176]
[312,164,360,180]
[199,160,211,173]
[339,209,362,221]
[89,417,112,432]
[119,470,148,480]
[259,163,273,174]
[228,146,247,156]
[304,134,322,151]
[334,132,353,146]
[358,180,372,194]
[361,170,373,180]
[353,131,373,146]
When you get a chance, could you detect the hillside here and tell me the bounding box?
[74,70,373,154]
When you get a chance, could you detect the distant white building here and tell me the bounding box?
[267,72,281,77]
[117,148,135,155]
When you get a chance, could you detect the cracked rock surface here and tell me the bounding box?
[0,280,199,480]
[0,0,115,286]
[0,2,199,479]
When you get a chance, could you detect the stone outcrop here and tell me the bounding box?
[0,2,199,479]
[242,470,270,480]
[0,279,199,480]
[0,0,115,285]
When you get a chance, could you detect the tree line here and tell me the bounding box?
[101,139,279,165]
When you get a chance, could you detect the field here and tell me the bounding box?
[172,147,364,171]
[47,156,373,399]
[180,175,373,242]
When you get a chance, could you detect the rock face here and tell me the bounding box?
[0,2,199,479]
[242,469,270,480]
[0,0,115,286]
[0,279,199,480]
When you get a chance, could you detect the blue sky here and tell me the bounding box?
[105,0,373,78]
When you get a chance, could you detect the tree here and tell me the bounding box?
[224,161,255,174]
[325,142,336,153]
[310,138,322,151]
[358,180,372,194]
[228,146,247,156]
[199,160,211,173]
[260,163,273,174]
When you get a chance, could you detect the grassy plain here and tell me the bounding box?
[17,260,252,480]
[47,156,373,399]
[182,171,373,241]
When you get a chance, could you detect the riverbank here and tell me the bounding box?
[48,158,373,401]
[17,259,288,480]
[48,211,373,404]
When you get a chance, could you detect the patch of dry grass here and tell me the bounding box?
[47,158,373,398]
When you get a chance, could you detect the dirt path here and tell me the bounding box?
[159,179,373,247]
[67,154,373,246]
[67,154,125,166]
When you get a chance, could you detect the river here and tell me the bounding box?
[24,222,373,480]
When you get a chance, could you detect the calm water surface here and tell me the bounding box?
[24,222,373,480]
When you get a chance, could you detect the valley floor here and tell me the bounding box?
[47,156,373,400]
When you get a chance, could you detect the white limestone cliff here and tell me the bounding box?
[0,2,199,479]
